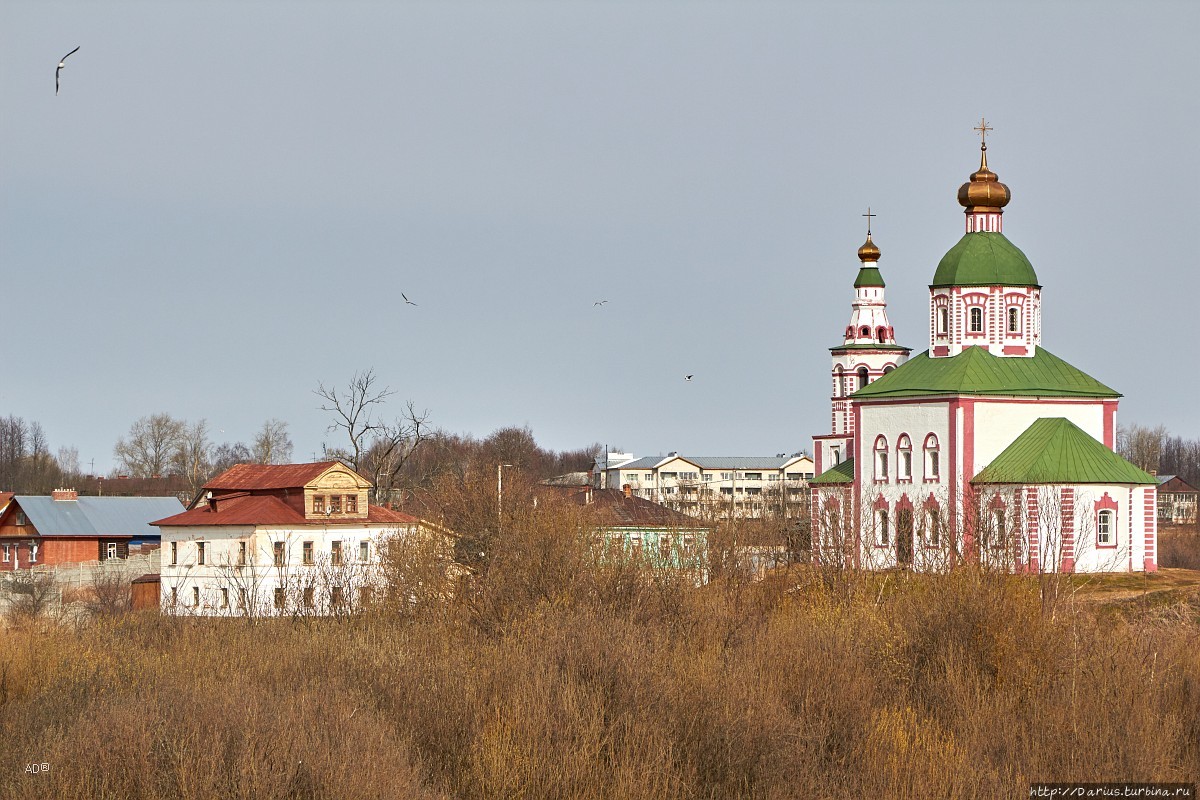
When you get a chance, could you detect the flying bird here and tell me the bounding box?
[685,375,693,382]
[56,46,80,95]
[402,293,417,306]
[593,300,608,307]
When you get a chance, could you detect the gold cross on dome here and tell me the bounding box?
[974,117,993,146]
[862,207,875,236]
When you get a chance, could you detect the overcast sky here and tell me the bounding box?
[3,1,1197,474]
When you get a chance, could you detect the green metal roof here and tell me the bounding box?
[852,346,1120,400]
[854,266,885,288]
[973,418,1156,485]
[931,232,1039,288]
[811,458,854,485]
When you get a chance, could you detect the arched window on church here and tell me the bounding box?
[937,307,948,335]
[859,326,871,339]
[857,367,870,390]
[969,307,984,333]
[834,365,843,397]
[877,327,887,343]
[1008,306,1020,334]
[897,435,912,481]
[874,435,889,482]
[924,434,940,481]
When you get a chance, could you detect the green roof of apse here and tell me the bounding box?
[931,232,1039,287]
[811,458,855,485]
[851,347,1120,400]
[972,418,1156,485]
[854,266,885,288]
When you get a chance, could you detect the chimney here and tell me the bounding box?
[623,483,632,499]
[52,488,78,502]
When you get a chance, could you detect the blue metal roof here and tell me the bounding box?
[15,496,184,537]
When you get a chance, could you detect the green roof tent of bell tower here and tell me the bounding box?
[854,266,886,288]
[931,231,1040,288]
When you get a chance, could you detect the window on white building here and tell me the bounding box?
[197,541,206,566]
[857,366,870,390]
[877,509,889,546]
[220,588,229,609]
[969,307,984,333]
[1008,306,1020,333]
[359,541,370,562]
[937,307,948,335]
[302,541,314,565]
[926,509,941,546]
[1097,510,1115,546]
[193,586,200,607]
[170,541,177,565]
[874,437,889,482]
[238,541,247,566]
[273,541,285,567]
[897,435,912,480]
[924,434,940,480]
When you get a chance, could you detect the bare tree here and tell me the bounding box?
[316,369,430,504]
[87,562,133,616]
[252,419,293,465]
[173,419,213,497]
[211,441,253,475]
[113,413,186,478]
[1117,423,1168,474]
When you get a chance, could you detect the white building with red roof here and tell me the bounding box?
[153,461,427,616]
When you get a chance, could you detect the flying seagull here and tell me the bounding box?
[402,293,417,306]
[593,300,608,307]
[685,375,693,382]
[56,46,80,95]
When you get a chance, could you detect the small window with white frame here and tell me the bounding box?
[1097,509,1115,546]
[969,307,984,333]
[897,435,912,481]
[1008,306,1020,334]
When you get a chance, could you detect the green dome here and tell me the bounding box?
[931,232,1039,288]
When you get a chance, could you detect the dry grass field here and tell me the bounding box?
[2,490,1199,799]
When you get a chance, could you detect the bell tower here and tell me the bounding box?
[813,212,911,475]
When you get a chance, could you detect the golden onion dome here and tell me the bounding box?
[957,144,1011,210]
[857,233,881,262]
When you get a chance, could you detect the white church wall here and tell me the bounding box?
[970,400,1106,477]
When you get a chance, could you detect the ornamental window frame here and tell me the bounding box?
[876,507,890,547]
[897,434,913,482]
[969,306,984,334]
[1007,306,1021,334]
[1095,493,1119,549]
[874,435,889,482]
[923,434,940,482]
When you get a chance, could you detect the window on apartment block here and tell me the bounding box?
[302,541,314,565]
[192,586,200,607]
[273,541,285,567]
[274,587,285,610]
[171,587,178,606]
[331,586,345,607]
[331,541,343,566]
[359,586,373,607]
[302,587,314,609]
[1097,510,1115,546]
[239,588,248,609]
[359,540,370,562]
[170,541,178,565]
[237,541,247,566]
[345,494,358,513]
[1008,306,1020,333]
[220,588,229,609]
[969,307,984,333]
[876,509,890,547]
[197,541,206,566]
[330,495,342,514]
[313,495,325,514]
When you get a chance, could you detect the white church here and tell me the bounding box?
[810,129,1157,574]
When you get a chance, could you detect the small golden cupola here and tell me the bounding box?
[958,118,1010,233]
[857,232,881,263]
